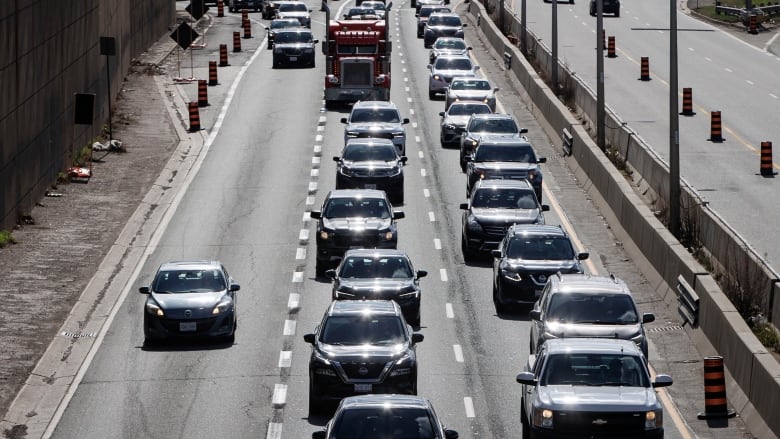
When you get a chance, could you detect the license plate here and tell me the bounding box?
[364,184,376,189]
[354,384,372,392]
[179,322,197,332]
[289,56,297,61]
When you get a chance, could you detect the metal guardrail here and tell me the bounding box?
[561,128,573,156]
[676,275,700,327]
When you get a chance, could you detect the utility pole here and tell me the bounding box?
[521,0,527,53]
[669,0,681,237]
[596,0,605,151]
[551,0,558,94]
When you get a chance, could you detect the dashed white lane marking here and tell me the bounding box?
[688,47,694,51]
[306,196,315,205]
[440,268,448,282]
[421,168,427,177]
[409,109,414,115]
[272,384,288,406]
[314,145,322,154]
[309,181,318,192]
[423,188,430,198]
[299,229,310,241]
[302,212,311,222]
[412,122,418,128]
[405,86,410,92]
[453,344,464,362]
[434,238,441,249]
[464,397,475,418]
[315,134,323,142]
[278,351,292,368]
[319,116,327,123]
[292,271,303,282]
[725,67,733,73]
[415,136,421,143]
[403,68,407,73]
[746,79,754,85]
[705,57,712,62]
[266,422,282,439]
[770,93,778,99]
[283,320,296,336]
[317,125,324,132]
[311,169,319,177]
[418,151,424,158]
[296,248,306,259]
[312,156,321,165]
[446,303,454,318]
[407,97,412,102]
[288,293,301,309]
[428,211,435,222]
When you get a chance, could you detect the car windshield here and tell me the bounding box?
[434,38,466,49]
[420,6,450,16]
[451,79,491,91]
[546,293,640,324]
[507,236,574,259]
[469,118,518,133]
[474,144,536,162]
[273,31,312,44]
[320,315,406,345]
[350,108,401,123]
[339,256,413,279]
[434,57,473,70]
[471,188,537,209]
[347,7,376,16]
[543,353,649,387]
[152,269,226,293]
[343,144,399,161]
[447,103,491,116]
[278,2,307,11]
[428,15,461,26]
[363,1,385,9]
[323,197,392,219]
[331,406,437,439]
[270,20,299,30]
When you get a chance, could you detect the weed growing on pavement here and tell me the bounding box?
[752,322,780,353]
[0,230,16,248]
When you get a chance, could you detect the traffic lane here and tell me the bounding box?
[50,30,325,438]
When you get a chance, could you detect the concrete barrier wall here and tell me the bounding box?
[0,0,175,231]
[465,1,780,435]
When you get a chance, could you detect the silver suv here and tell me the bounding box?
[516,338,672,439]
[342,101,410,156]
[529,273,655,358]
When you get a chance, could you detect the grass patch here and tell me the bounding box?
[694,5,742,22]
[752,322,780,352]
[0,230,16,248]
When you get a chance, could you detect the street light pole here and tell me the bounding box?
[669,0,681,237]
[596,0,605,151]
[521,0,527,53]
[552,0,558,94]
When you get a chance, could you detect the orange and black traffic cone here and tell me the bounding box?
[708,111,724,142]
[697,356,736,419]
[639,57,650,81]
[243,19,252,39]
[198,80,209,107]
[680,88,695,116]
[217,0,225,17]
[233,31,242,52]
[606,36,617,58]
[208,61,218,86]
[760,141,776,177]
[188,102,201,131]
[219,44,229,66]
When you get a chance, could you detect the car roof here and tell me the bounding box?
[542,337,643,356]
[327,299,401,316]
[473,179,533,190]
[158,260,222,271]
[343,248,409,258]
[326,189,389,199]
[345,138,396,147]
[352,101,399,109]
[548,273,631,295]
[340,394,432,410]
[507,224,565,238]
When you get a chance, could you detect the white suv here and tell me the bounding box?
[341,101,410,155]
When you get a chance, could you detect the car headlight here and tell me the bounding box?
[466,216,483,232]
[339,166,355,177]
[630,332,645,347]
[398,288,420,299]
[532,408,554,429]
[534,213,545,225]
[320,230,329,240]
[501,267,522,282]
[542,328,559,340]
[645,410,663,430]
[389,165,403,177]
[392,131,405,137]
[443,123,457,130]
[433,74,442,81]
[346,130,359,137]
[382,231,395,240]
[145,301,164,317]
[212,297,233,315]
[390,352,415,376]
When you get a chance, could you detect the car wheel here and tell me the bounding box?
[223,331,235,344]
[429,90,436,99]
[310,59,316,68]
[589,6,595,15]
[493,282,506,314]
[521,398,530,438]
[272,56,278,68]
[315,260,327,277]
[461,235,475,263]
[309,382,322,416]
[411,0,416,7]
[440,134,447,148]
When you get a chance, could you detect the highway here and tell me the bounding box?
[38,1,750,438]
[511,0,780,268]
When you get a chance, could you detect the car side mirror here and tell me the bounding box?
[340,117,348,124]
[310,211,322,219]
[415,12,419,16]
[653,374,673,388]
[333,156,341,162]
[516,371,536,385]
[541,205,550,212]
[229,283,241,292]
[467,46,473,50]
[393,210,405,219]
[417,270,428,278]
[577,252,589,260]
[529,309,541,320]
[642,313,655,324]
[139,286,151,294]
[343,14,350,18]
[444,429,459,439]
[459,203,468,210]
[325,269,337,279]
[427,64,432,70]
[313,431,327,439]
[439,111,445,117]
[313,39,319,44]
[537,156,547,164]
[462,22,468,27]
[520,128,529,134]
[411,333,424,344]
[303,333,316,344]
[474,65,480,70]
[491,249,502,258]
[494,87,500,92]
[400,156,408,164]
[402,118,410,124]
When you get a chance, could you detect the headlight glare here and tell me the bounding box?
[644,410,662,429]
[533,408,554,429]
[146,301,164,317]
[212,298,232,315]
[320,231,329,240]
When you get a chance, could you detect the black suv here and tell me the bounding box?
[271,28,318,68]
[304,300,423,413]
[491,224,588,312]
[529,273,655,357]
[326,249,427,326]
[590,0,620,16]
[465,134,546,202]
[334,138,407,205]
[459,113,526,171]
[311,190,405,276]
[460,179,549,261]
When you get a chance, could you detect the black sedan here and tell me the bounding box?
[267,18,303,50]
[334,138,407,204]
[438,101,492,148]
[139,260,240,344]
[272,28,318,68]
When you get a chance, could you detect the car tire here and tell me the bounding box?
[272,56,278,68]
[589,6,595,15]
[615,9,620,16]
[493,283,506,314]
[315,260,327,277]
[393,190,404,206]
[461,235,476,263]
[411,0,416,8]
[521,399,530,438]
[309,382,322,416]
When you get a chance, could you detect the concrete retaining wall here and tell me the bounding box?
[0,0,175,231]
[465,1,780,436]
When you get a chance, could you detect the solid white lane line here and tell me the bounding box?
[440,268,448,282]
[453,344,464,362]
[423,189,430,198]
[434,238,441,249]
[299,229,310,241]
[266,422,282,439]
[292,272,303,283]
[428,212,435,222]
[464,397,475,417]
[296,248,306,260]
[288,293,300,309]
[278,351,292,368]
[272,384,287,406]
[283,320,296,336]
[446,303,454,318]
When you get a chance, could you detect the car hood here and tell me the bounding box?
[346,123,404,133]
[336,279,416,297]
[449,90,494,100]
[544,321,643,339]
[471,208,540,223]
[151,292,225,317]
[537,386,658,411]
[318,342,411,360]
[323,217,392,230]
[442,115,470,126]
[503,259,580,272]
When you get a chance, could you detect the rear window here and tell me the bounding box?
[434,57,473,70]
[279,2,307,11]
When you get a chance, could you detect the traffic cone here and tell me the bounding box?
[760,141,776,176]
[208,61,218,86]
[241,9,249,27]
[639,57,650,81]
[243,19,252,39]
[233,31,242,52]
[606,36,616,58]
[217,0,225,17]
[198,80,209,107]
[749,15,758,34]
[188,102,201,131]
[680,88,695,116]
[219,44,229,66]
[697,356,736,419]
[708,111,724,142]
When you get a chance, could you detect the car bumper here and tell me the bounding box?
[463,231,504,252]
[429,77,450,93]
[316,239,398,265]
[325,87,391,103]
[496,278,542,305]
[336,174,403,193]
[529,427,663,439]
[144,311,235,340]
[274,52,315,66]
[311,373,416,402]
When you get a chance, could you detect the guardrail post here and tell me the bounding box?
[503,51,512,69]
[562,128,573,156]
[676,275,700,327]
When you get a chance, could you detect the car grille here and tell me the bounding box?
[485,169,530,179]
[334,233,381,247]
[281,48,303,55]
[482,225,509,236]
[342,61,373,87]
[554,410,646,435]
[356,132,395,140]
[340,361,388,379]
[350,169,391,177]
[160,317,218,333]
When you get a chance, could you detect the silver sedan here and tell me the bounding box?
[444,77,499,112]
[427,55,480,99]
